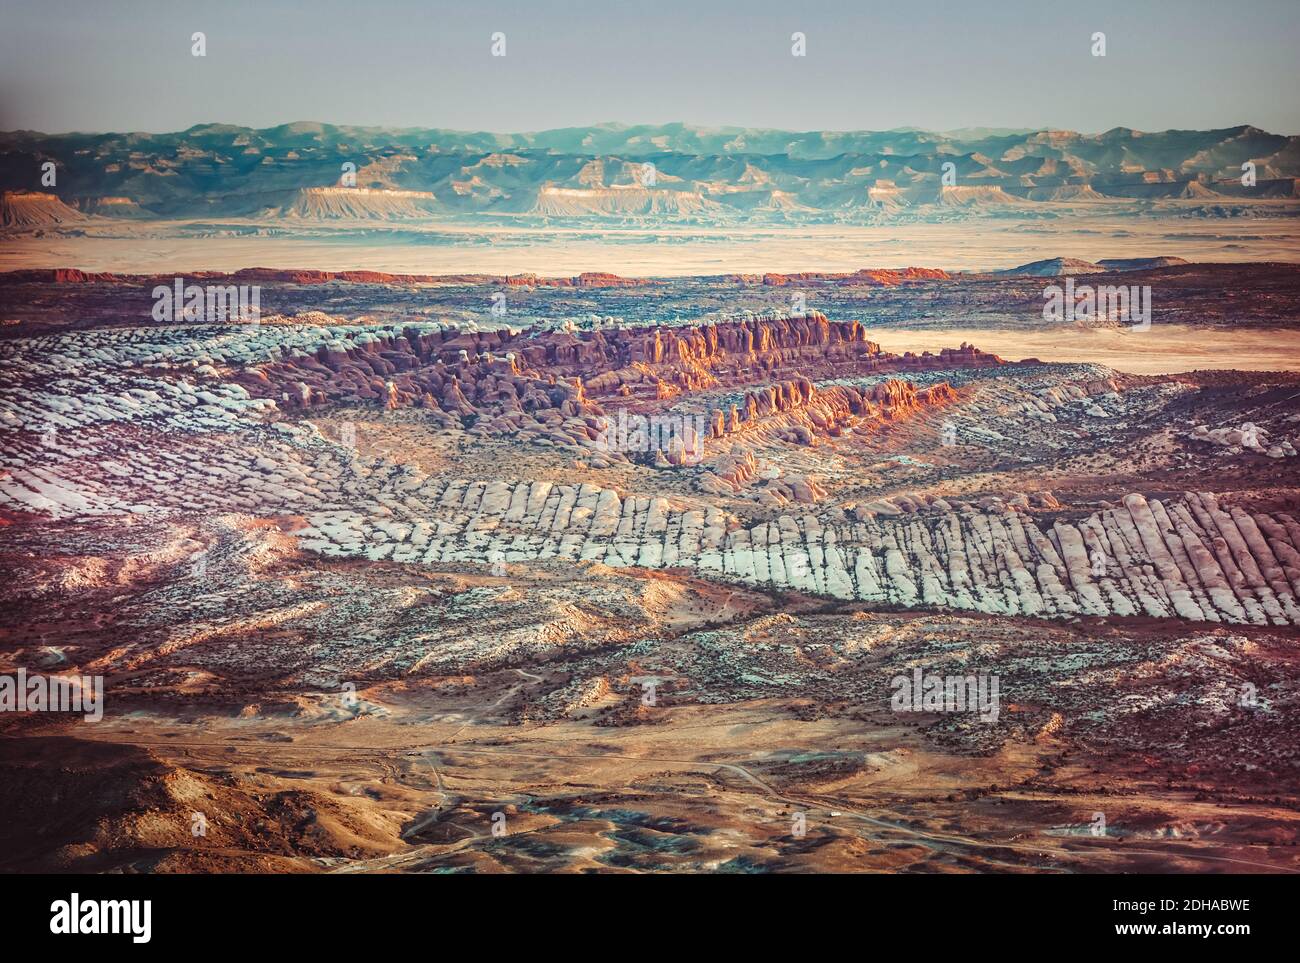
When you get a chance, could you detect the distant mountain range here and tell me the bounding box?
[2,122,1297,229]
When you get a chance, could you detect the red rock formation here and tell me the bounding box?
[232,313,990,458]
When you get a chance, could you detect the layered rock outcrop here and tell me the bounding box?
[227,313,993,465]
[2,323,1297,627]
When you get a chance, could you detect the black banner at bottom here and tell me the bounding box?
[9,871,1284,949]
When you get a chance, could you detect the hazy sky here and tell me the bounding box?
[3,0,1297,135]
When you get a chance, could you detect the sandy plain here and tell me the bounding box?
[3,215,1298,277]
[871,325,1300,374]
